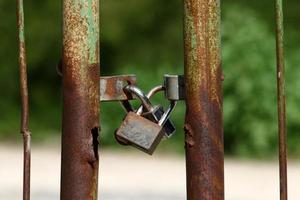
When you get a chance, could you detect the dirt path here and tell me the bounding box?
[0,144,299,200]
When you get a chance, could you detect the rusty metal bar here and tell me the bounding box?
[17,0,31,199]
[275,0,288,199]
[61,0,100,199]
[100,75,137,101]
[183,0,224,199]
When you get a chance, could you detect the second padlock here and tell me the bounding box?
[115,85,175,154]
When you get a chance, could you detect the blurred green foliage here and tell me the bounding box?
[0,0,299,156]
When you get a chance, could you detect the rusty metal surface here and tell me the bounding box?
[183,0,224,200]
[100,75,136,101]
[115,112,164,155]
[275,0,288,199]
[57,72,136,101]
[61,0,100,199]
[17,0,31,199]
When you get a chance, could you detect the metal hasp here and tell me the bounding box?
[100,75,136,101]
[164,75,185,101]
[183,0,224,200]
[274,0,288,199]
[61,0,100,199]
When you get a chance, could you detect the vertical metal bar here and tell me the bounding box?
[183,0,223,199]
[17,0,31,199]
[61,0,100,199]
[275,0,288,199]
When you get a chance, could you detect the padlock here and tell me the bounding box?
[122,85,176,137]
[115,86,175,154]
[121,85,176,138]
[136,85,176,138]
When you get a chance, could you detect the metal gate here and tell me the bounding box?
[16,0,287,199]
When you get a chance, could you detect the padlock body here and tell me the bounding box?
[142,105,176,137]
[115,112,164,155]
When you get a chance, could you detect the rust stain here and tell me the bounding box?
[183,0,224,199]
[221,73,225,82]
[115,112,164,155]
[184,124,195,147]
[100,75,137,101]
[184,0,222,112]
[61,0,100,199]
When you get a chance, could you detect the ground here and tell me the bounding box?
[0,144,299,200]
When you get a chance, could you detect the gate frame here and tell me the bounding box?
[16,0,289,199]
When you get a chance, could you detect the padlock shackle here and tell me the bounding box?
[136,85,164,115]
[158,100,177,126]
[147,85,164,99]
[124,85,153,112]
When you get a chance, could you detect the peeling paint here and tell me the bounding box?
[61,0,100,199]
[18,0,25,43]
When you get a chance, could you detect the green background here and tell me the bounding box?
[1,0,299,157]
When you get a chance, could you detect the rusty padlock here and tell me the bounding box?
[120,85,176,137]
[136,85,176,138]
[115,85,175,154]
